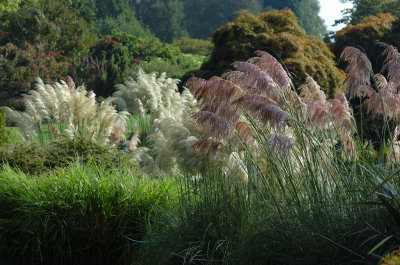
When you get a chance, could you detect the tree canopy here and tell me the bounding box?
[9,0,328,42]
[0,0,23,16]
[262,0,327,37]
[182,0,262,40]
[337,0,400,25]
[135,0,188,42]
[331,13,399,72]
[198,9,344,97]
[0,1,96,106]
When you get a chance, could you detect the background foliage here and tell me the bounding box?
[198,9,344,97]
[263,0,327,37]
[337,0,400,25]
[332,13,399,72]
[0,2,95,107]
[73,32,202,97]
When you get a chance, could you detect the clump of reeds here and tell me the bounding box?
[141,48,397,265]
[2,77,129,144]
[114,69,206,176]
[341,43,400,160]
[184,49,357,183]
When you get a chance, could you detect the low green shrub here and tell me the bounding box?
[0,109,7,145]
[0,136,133,175]
[139,53,204,80]
[0,162,175,265]
[172,38,213,56]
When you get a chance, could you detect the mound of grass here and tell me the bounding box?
[0,136,133,175]
[0,162,175,265]
[142,162,383,265]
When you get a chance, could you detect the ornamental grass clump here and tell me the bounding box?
[114,69,204,176]
[2,77,129,144]
[114,51,356,180]
[140,49,394,265]
[341,43,400,157]
[184,49,357,183]
[0,162,174,265]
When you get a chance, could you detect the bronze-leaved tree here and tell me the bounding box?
[331,13,399,73]
[197,9,344,97]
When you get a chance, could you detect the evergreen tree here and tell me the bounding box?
[183,0,262,39]
[337,0,400,25]
[261,0,326,37]
[95,5,153,38]
[94,0,136,19]
[294,0,327,37]
[135,0,188,42]
[331,13,398,72]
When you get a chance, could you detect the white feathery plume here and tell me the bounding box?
[1,77,129,143]
[388,125,400,164]
[299,75,327,104]
[222,152,248,183]
[128,130,140,151]
[23,96,40,122]
[113,69,206,175]
[114,69,188,120]
[28,90,50,121]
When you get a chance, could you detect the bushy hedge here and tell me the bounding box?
[198,9,344,97]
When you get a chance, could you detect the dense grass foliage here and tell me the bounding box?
[0,162,175,265]
[142,162,382,265]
